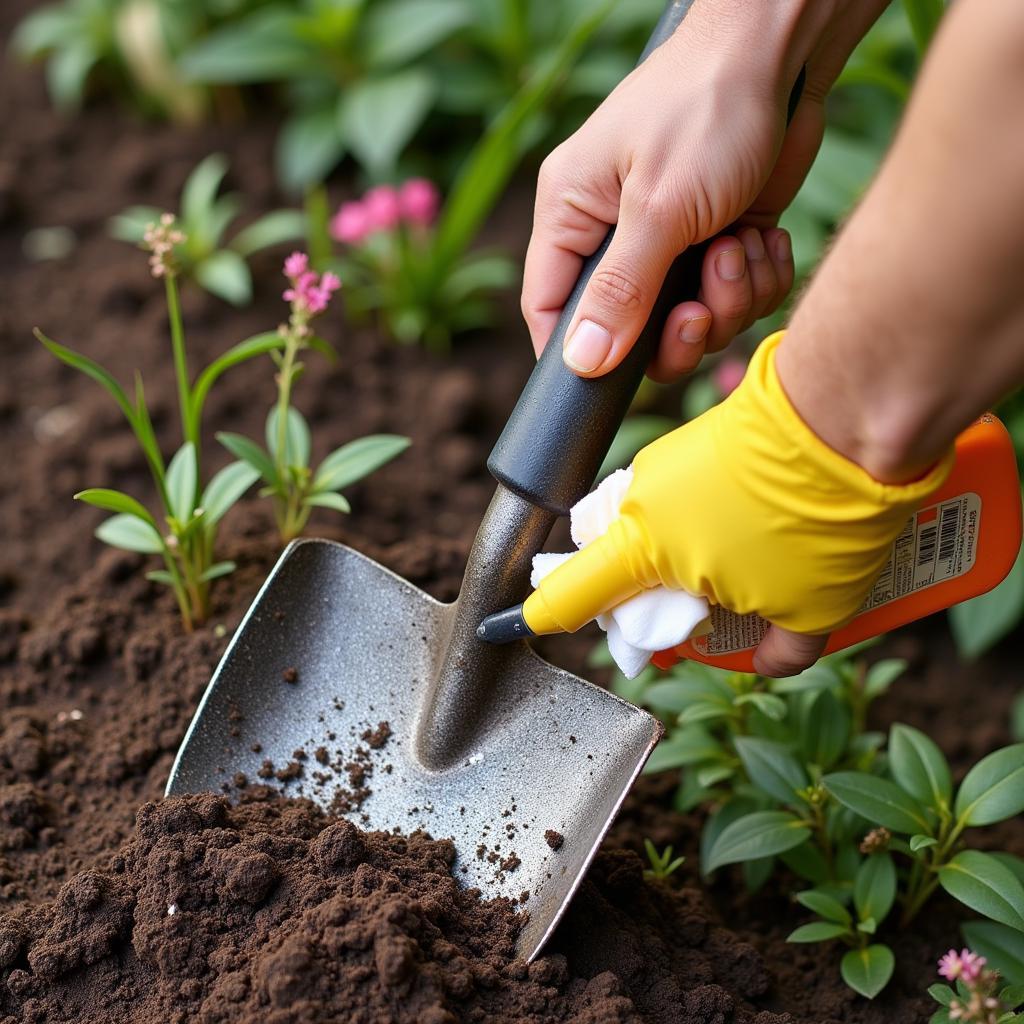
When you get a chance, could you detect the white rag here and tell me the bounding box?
[531,468,711,679]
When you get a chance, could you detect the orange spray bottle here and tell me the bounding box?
[652,414,1023,674]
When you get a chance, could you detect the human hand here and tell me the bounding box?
[484,334,952,675]
[522,0,888,381]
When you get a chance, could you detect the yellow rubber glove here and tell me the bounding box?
[521,331,954,640]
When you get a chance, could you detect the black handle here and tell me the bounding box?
[488,0,804,516]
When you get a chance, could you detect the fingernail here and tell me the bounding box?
[716,247,746,281]
[679,314,711,344]
[741,229,765,262]
[774,229,792,262]
[564,319,612,372]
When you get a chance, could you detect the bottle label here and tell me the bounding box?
[691,492,981,657]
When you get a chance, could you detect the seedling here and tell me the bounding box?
[643,839,685,882]
[217,253,410,542]
[928,948,1024,1023]
[109,154,305,305]
[616,645,1024,999]
[37,214,286,630]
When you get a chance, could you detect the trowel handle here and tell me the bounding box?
[488,2,803,517]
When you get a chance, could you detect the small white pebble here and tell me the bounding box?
[69,709,83,721]
[167,904,178,916]
[33,405,80,442]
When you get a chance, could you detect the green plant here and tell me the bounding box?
[928,948,1024,1024]
[217,252,410,541]
[317,8,608,349]
[614,646,1024,999]
[109,153,305,305]
[643,839,685,881]
[10,0,257,119]
[176,0,476,191]
[36,214,286,629]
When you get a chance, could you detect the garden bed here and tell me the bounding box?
[2,3,1024,1021]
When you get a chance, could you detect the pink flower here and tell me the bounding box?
[363,185,401,231]
[281,257,340,317]
[283,251,308,278]
[330,201,373,245]
[398,177,440,227]
[711,356,747,397]
[938,948,987,984]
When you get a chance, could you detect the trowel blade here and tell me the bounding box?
[167,538,662,960]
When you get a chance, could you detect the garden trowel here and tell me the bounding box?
[167,0,764,961]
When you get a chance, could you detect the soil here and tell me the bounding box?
[3,3,1024,1022]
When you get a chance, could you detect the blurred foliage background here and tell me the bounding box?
[13,0,1024,658]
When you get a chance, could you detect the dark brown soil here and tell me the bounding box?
[2,2,1023,1021]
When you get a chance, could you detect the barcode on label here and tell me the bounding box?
[917,524,937,568]
[938,502,960,562]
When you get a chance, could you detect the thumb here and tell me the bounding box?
[752,625,829,678]
[479,530,644,641]
[562,188,680,378]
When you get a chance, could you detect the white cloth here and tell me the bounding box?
[531,468,710,679]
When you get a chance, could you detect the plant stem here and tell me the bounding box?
[164,274,195,449]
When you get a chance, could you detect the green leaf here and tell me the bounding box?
[705,811,811,873]
[166,443,198,522]
[96,514,164,554]
[199,561,236,583]
[201,461,260,525]
[275,105,347,193]
[314,435,410,492]
[339,68,436,173]
[182,153,229,228]
[35,329,134,424]
[178,8,312,83]
[841,945,894,999]
[231,209,307,257]
[74,488,155,527]
[146,570,176,586]
[801,690,851,769]
[217,432,277,486]
[644,673,732,713]
[910,834,938,852]
[780,841,832,885]
[991,853,1024,888]
[1001,984,1024,1009]
[902,0,946,54]
[12,6,77,56]
[266,407,311,469]
[108,205,163,243]
[679,701,733,726]
[889,723,952,811]
[682,376,720,421]
[363,0,472,66]
[857,917,878,935]
[788,922,850,943]
[644,726,721,774]
[824,772,931,834]
[797,889,852,926]
[929,1011,952,1024]
[961,921,1024,986]
[48,41,98,111]
[189,332,285,435]
[734,692,787,721]
[955,744,1024,826]
[734,737,809,804]
[770,662,842,695]
[854,854,896,927]
[864,658,908,700]
[194,250,252,306]
[928,984,956,1008]
[305,491,351,513]
[696,763,735,788]
[939,850,1024,931]
[440,252,517,304]
[950,541,1024,659]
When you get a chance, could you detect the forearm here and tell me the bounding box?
[778,0,1024,483]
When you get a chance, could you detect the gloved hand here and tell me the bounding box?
[507,331,954,675]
